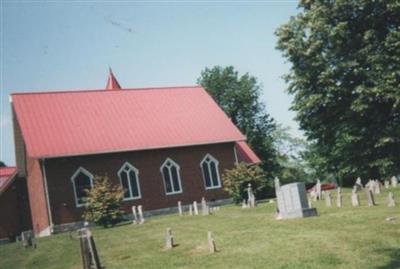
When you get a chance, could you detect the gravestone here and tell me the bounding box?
[201,197,209,215]
[276,182,317,219]
[189,204,193,216]
[207,231,217,253]
[165,228,174,249]
[310,189,318,202]
[336,188,342,208]
[137,205,145,224]
[325,191,332,207]
[316,180,322,200]
[193,201,199,215]
[131,206,138,224]
[242,199,248,209]
[78,228,101,269]
[391,176,398,188]
[21,230,35,248]
[365,180,374,192]
[365,189,376,207]
[374,180,381,195]
[355,177,363,190]
[247,183,256,208]
[351,186,360,207]
[384,180,390,189]
[388,192,395,207]
[178,201,183,216]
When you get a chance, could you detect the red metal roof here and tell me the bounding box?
[235,141,261,164]
[106,69,121,90]
[0,167,17,194]
[12,86,246,158]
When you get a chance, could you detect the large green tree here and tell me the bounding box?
[276,0,400,181]
[198,66,280,178]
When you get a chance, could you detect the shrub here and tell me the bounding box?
[83,175,124,228]
[222,163,266,204]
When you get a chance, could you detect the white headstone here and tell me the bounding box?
[201,197,209,215]
[391,176,398,188]
[178,201,183,216]
[351,186,360,207]
[247,183,256,208]
[193,201,199,215]
[137,205,145,224]
[355,177,363,190]
[189,204,193,216]
[131,206,138,224]
[388,192,395,207]
[316,180,322,200]
[336,188,342,208]
[373,180,381,195]
[325,191,332,207]
[384,180,390,189]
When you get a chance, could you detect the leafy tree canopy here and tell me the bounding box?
[0,161,5,167]
[276,0,400,181]
[198,66,280,178]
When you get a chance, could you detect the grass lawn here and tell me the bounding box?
[1,187,400,269]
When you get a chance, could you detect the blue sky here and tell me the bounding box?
[0,1,300,166]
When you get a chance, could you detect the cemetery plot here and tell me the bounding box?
[1,187,400,269]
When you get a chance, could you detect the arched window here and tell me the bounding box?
[118,162,141,200]
[71,167,94,207]
[160,158,182,195]
[201,154,221,189]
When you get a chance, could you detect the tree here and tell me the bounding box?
[272,124,313,184]
[0,161,5,167]
[198,66,280,178]
[222,163,266,204]
[276,1,400,182]
[83,175,124,228]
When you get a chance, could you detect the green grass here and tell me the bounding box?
[1,188,400,269]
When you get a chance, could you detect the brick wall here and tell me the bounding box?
[0,178,32,240]
[0,182,20,239]
[26,158,50,234]
[44,142,236,225]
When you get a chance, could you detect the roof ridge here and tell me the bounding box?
[10,85,203,96]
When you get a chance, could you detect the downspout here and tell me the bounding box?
[233,143,239,164]
[41,159,54,234]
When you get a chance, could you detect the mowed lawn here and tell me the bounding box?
[1,188,400,269]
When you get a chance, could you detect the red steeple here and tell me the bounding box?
[106,68,122,90]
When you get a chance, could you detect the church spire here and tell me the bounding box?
[106,68,122,90]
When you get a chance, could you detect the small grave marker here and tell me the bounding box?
[189,204,193,216]
[165,228,174,249]
[388,192,395,207]
[78,228,101,269]
[137,205,145,224]
[351,186,360,207]
[336,188,342,208]
[131,206,138,224]
[365,189,376,207]
[207,231,217,253]
[391,176,398,188]
[325,191,332,207]
[193,201,199,215]
[178,201,183,216]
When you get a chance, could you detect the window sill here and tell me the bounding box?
[205,185,222,190]
[165,191,183,196]
[123,196,141,202]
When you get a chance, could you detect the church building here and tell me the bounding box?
[1,70,260,239]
